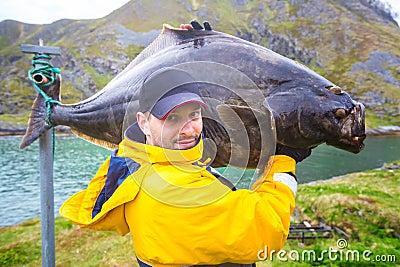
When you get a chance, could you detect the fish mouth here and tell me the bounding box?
[328,102,366,153]
[335,134,366,153]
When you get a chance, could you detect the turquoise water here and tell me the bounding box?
[0,135,109,227]
[297,135,400,182]
[1,134,399,227]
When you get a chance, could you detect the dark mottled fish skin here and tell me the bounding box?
[20,24,365,168]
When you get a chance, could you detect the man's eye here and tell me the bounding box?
[166,114,178,122]
[190,111,201,119]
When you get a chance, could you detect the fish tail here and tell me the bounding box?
[20,75,61,149]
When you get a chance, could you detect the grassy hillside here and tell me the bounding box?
[1,161,398,266]
[0,0,399,129]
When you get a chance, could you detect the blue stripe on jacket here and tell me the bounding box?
[92,150,140,218]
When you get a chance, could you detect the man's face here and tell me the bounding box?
[138,103,203,149]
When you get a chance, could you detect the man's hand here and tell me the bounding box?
[183,20,212,30]
[191,20,212,30]
[180,24,193,30]
[276,144,312,163]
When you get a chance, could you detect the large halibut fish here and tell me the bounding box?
[20,23,366,168]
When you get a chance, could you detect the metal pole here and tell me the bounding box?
[37,39,55,267]
[21,39,61,267]
[39,129,55,267]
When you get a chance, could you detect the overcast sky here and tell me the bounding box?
[0,0,399,25]
[0,0,130,24]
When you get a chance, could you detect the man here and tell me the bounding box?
[60,67,311,266]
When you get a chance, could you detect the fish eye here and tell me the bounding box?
[334,108,347,118]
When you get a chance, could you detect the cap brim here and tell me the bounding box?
[151,92,208,120]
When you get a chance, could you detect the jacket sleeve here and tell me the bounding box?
[252,155,297,253]
[203,155,297,263]
[216,155,297,262]
[59,156,133,236]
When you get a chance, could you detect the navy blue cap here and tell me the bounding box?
[139,67,207,119]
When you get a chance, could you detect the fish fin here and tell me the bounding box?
[216,104,253,167]
[71,129,117,151]
[111,23,219,83]
[110,25,180,82]
[216,104,263,127]
[19,75,61,149]
[217,104,276,170]
[216,104,242,128]
[162,24,175,31]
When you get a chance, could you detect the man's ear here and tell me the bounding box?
[137,112,150,135]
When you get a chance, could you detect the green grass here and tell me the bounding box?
[272,162,400,267]
[365,114,395,129]
[0,112,30,126]
[0,219,42,266]
[82,63,114,90]
[0,218,136,267]
[1,161,399,266]
[1,0,399,130]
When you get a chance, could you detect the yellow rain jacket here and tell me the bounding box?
[60,128,297,266]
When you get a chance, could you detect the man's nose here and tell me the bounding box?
[180,120,195,136]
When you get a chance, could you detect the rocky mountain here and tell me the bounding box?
[0,0,399,131]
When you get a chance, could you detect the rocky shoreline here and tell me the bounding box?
[365,125,400,136]
[0,124,71,136]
